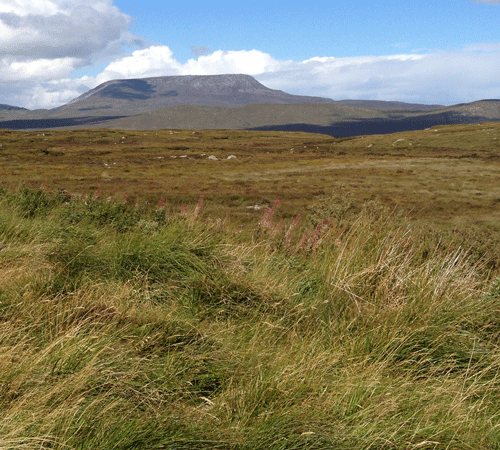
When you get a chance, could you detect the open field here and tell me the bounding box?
[2,121,500,266]
[2,122,500,448]
[1,176,500,448]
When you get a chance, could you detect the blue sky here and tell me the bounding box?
[120,0,499,61]
[0,0,499,109]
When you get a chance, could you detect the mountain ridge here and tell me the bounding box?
[0,74,499,135]
[55,74,336,117]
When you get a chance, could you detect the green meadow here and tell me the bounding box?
[1,123,500,449]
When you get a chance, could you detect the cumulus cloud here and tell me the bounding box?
[0,0,145,107]
[0,0,138,60]
[93,47,282,83]
[81,45,500,106]
[1,10,500,110]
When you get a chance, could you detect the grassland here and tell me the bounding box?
[1,122,500,265]
[1,123,500,449]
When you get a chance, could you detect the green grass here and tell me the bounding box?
[1,124,500,269]
[1,185,500,449]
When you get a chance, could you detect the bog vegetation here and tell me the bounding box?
[1,124,500,449]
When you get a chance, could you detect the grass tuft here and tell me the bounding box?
[0,187,499,449]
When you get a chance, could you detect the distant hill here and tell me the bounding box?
[49,74,336,118]
[0,104,28,111]
[334,100,443,110]
[0,75,499,136]
[40,100,499,137]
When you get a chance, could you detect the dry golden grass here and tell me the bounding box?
[1,122,500,266]
[1,180,500,448]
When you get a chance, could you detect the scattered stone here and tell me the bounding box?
[208,155,218,160]
[227,155,237,159]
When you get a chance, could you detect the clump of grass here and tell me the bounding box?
[0,188,499,449]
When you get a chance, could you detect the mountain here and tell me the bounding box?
[0,103,29,120]
[0,104,27,111]
[0,75,498,136]
[49,74,336,118]
[55,101,499,137]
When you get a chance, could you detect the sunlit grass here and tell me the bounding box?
[0,185,499,449]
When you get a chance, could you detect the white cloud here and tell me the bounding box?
[95,46,183,82]
[90,44,499,106]
[182,50,282,75]
[2,57,79,82]
[0,0,143,93]
[92,47,282,84]
[0,1,136,60]
[1,38,500,109]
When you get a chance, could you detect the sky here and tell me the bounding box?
[0,0,499,110]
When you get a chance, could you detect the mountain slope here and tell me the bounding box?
[0,104,27,111]
[54,101,500,137]
[50,74,336,117]
[0,74,498,135]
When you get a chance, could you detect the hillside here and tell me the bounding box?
[0,74,498,135]
[43,100,500,137]
[51,74,336,117]
[0,103,27,111]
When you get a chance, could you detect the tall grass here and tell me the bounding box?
[0,186,499,449]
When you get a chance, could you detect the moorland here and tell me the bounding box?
[1,122,500,449]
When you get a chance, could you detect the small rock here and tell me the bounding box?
[227,155,237,159]
[208,155,218,160]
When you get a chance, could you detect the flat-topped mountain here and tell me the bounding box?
[51,74,336,117]
[0,74,498,135]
